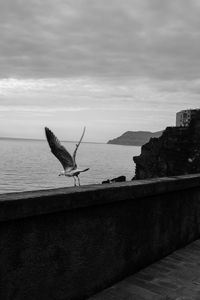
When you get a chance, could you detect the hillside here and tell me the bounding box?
[107,130,163,146]
[133,111,200,179]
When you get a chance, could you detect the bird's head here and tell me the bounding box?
[58,171,65,176]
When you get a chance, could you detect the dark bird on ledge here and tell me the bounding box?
[45,126,89,186]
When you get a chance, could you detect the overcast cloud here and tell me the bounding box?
[0,0,200,141]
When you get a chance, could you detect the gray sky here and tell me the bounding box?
[1,0,200,141]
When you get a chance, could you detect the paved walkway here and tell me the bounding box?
[89,239,200,300]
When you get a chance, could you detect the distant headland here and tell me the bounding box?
[107,130,163,146]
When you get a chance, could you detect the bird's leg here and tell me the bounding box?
[73,176,77,186]
[77,176,81,186]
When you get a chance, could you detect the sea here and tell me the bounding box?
[0,138,141,194]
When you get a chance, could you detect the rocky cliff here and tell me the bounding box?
[133,111,200,179]
[108,131,163,146]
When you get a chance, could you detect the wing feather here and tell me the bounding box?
[45,127,75,170]
[73,126,86,165]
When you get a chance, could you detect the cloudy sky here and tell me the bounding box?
[1,0,200,142]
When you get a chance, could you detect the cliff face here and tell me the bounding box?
[133,112,200,179]
[108,131,163,146]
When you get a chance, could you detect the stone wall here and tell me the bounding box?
[1,174,200,299]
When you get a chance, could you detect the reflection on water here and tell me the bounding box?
[0,139,141,193]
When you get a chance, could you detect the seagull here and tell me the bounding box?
[45,126,89,186]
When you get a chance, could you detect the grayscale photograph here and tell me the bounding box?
[1,1,200,299]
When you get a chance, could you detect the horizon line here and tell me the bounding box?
[0,136,106,145]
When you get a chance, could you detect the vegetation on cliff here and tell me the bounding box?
[133,111,200,179]
[107,131,163,146]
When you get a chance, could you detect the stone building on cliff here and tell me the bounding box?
[133,110,200,180]
[176,109,200,127]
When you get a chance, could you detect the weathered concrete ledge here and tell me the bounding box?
[1,174,200,300]
[1,174,200,222]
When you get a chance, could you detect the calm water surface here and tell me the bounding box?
[0,139,141,193]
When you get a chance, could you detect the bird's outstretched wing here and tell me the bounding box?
[73,126,86,165]
[45,127,75,170]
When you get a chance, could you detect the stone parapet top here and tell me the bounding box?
[0,173,200,222]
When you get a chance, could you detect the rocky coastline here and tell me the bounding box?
[133,111,200,180]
